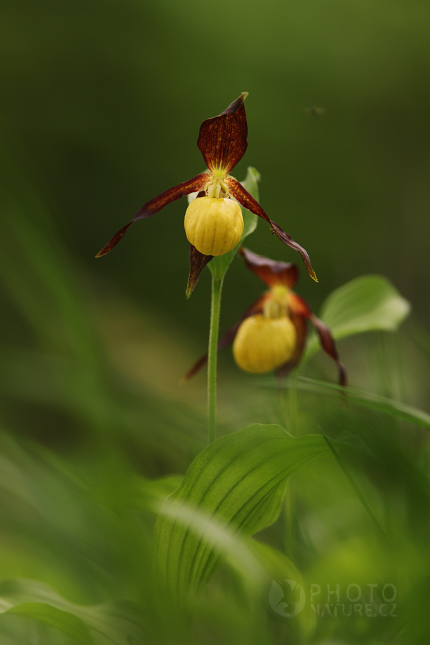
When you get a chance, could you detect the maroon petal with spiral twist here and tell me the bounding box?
[96,172,209,257]
[226,177,318,282]
[310,315,348,386]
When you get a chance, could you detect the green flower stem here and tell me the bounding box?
[207,274,223,444]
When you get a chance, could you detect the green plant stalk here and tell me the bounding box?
[207,274,223,444]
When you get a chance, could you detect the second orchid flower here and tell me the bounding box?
[185,248,346,385]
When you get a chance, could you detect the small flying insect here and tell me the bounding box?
[304,106,326,117]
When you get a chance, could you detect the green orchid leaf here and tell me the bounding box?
[153,423,331,597]
[0,579,145,645]
[305,275,411,359]
[209,167,260,280]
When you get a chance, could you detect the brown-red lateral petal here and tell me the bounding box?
[226,177,318,282]
[239,247,299,288]
[197,93,248,174]
[186,245,213,299]
[310,314,348,386]
[287,292,312,318]
[96,172,208,257]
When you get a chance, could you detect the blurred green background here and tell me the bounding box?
[1,1,430,643]
[2,0,429,335]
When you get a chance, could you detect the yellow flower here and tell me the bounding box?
[185,248,346,384]
[184,197,243,256]
[233,314,297,373]
[96,94,317,295]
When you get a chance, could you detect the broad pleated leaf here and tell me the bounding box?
[304,275,410,359]
[153,424,331,597]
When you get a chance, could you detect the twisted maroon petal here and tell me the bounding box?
[96,173,209,257]
[95,221,135,257]
[239,247,299,288]
[310,314,348,386]
[226,177,318,282]
[287,292,312,318]
[197,93,248,174]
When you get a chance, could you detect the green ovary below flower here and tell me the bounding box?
[184,197,244,256]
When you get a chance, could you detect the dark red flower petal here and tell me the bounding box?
[95,221,135,258]
[239,247,299,288]
[186,244,213,299]
[275,313,308,379]
[310,314,348,386]
[226,177,318,282]
[181,354,208,382]
[197,93,248,174]
[183,295,267,381]
[96,173,209,257]
[287,292,312,318]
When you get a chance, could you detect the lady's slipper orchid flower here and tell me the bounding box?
[185,247,346,384]
[96,94,317,292]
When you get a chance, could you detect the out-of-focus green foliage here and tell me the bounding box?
[1,0,429,332]
[0,1,430,643]
[0,578,144,645]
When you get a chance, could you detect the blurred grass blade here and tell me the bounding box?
[321,429,391,544]
[0,138,100,366]
[5,603,95,645]
[153,423,331,597]
[86,474,184,513]
[290,376,430,431]
[305,275,411,359]
[0,579,146,644]
[2,204,97,362]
